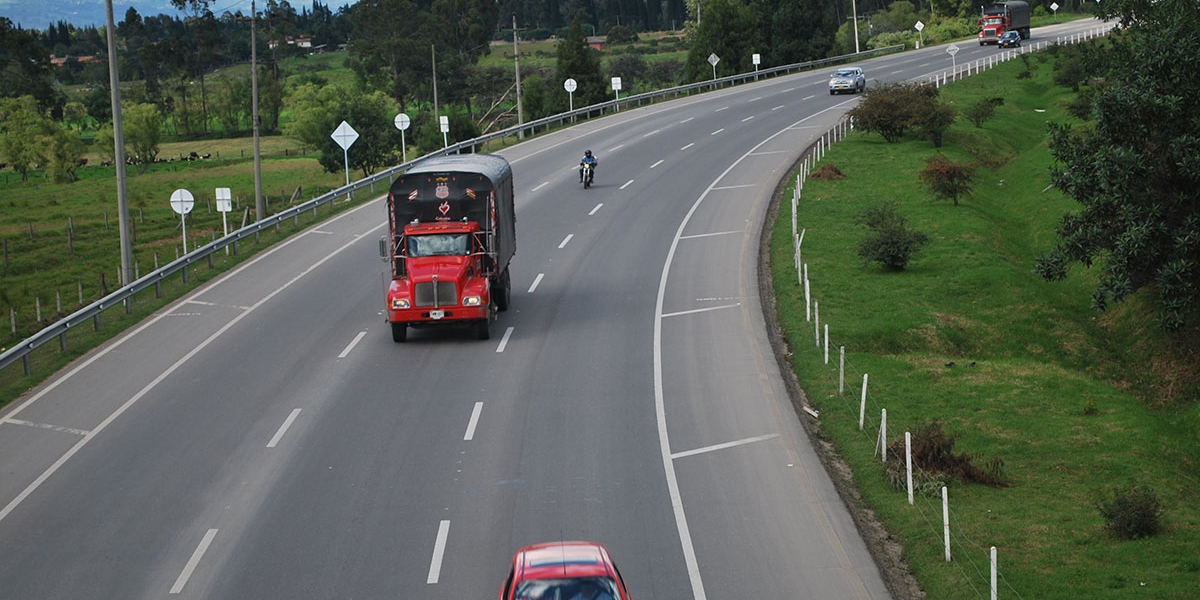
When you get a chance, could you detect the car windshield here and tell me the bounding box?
[407,233,469,257]
[514,576,620,600]
[834,69,857,77]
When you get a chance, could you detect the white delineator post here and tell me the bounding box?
[942,486,951,562]
[991,546,998,600]
[858,374,868,430]
[905,431,914,504]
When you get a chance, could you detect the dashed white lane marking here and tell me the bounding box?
[496,327,515,353]
[170,528,218,594]
[607,143,626,152]
[528,273,545,293]
[532,181,550,192]
[714,106,729,112]
[711,128,725,136]
[267,409,302,448]
[772,105,785,111]
[4,420,88,436]
[671,434,780,460]
[337,331,367,359]
[426,520,451,584]
[558,234,573,249]
[661,303,742,319]
[620,180,634,190]
[589,204,603,216]
[681,143,695,150]
[464,402,483,441]
[643,129,662,137]
[741,116,755,122]
[650,159,665,169]
[679,117,695,124]
[802,94,815,101]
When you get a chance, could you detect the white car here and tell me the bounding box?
[829,67,866,95]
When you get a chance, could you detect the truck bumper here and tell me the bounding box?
[388,305,489,325]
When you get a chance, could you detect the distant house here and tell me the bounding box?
[50,55,104,66]
[586,36,606,51]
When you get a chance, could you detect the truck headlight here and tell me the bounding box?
[391,298,410,309]
[462,295,482,306]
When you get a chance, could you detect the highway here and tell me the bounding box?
[0,19,1105,599]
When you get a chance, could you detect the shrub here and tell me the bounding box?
[1095,481,1166,539]
[963,96,1005,128]
[854,201,930,271]
[849,82,941,143]
[919,153,977,206]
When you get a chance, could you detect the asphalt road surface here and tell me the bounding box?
[0,19,1107,599]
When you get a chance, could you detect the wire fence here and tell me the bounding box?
[783,22,1115,599]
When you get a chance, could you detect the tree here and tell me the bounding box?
[963,97,1004,128]
[124,103,164,171]
[283,83,402,177]
[0,18,65,116]
[0,96,51,181]
[555,18,607,109]
[855,201,929,271]
[919,153,976,206]
[683,0,761,83]
[1038,0,1200,331]
[45,126,85,183]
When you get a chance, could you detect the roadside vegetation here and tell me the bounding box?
[769,45,1199,600]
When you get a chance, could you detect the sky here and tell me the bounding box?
[0,0,355,31]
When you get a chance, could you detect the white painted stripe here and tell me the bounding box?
[607,143,625,152]
[337,330,367,359]
[620,180,634,190]
[802,94,815,101]
[528,273,545,293]
[588,204,603,216]
[427,520,451,584]
[496,327,515,353]
[711,184,757,190]
[558,234,573,249]
[680,143,695,150]
[782,86,796,92]
[650,159,665,169]
[679,117,695,124]
[170,528,218,594]
[642,129,661,137]
[679,230,742,240]
[772,105,784,111]
[267,409,302,448]
[749,96,762,102]
[661,303,741,319]
[714,106,729,112]
[464,402,483,441]
[741,116,755,122]
[710,129,724,136]
[672,434,779,459]
[532,181,549,192]
[3,419,88,436]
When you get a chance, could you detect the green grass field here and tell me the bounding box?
[770,51,1200,599]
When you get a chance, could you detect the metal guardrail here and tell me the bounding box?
[0,44,903,377]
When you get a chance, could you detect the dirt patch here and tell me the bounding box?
[811,163,847,180]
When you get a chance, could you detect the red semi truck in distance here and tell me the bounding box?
[381,154,516,342]
[978,1,1031,45]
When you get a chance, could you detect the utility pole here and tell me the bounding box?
[432,44,439,129]
[252,0,265,221]
[513,13,524,140]
[104,0,134,284]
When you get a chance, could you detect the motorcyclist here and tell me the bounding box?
[579,149,598,183]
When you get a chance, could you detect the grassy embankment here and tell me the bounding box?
[769,51,1199,598]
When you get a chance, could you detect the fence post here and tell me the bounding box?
[879,408,887,461]
[859,373,869,430]
[823,324,829,364]
[906,431,914,504]
[943,486,951,562]
[838,346,845,395]
[813,301,820,347]
[991,546,998,600]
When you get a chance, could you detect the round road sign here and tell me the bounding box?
[170,189,195,215]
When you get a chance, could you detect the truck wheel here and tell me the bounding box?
[391,322,407,343]
[495,268,512,312]
[475,320,491,340]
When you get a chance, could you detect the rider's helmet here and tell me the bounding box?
[584,149,592,157]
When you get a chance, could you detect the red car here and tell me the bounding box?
[499,541,632,600]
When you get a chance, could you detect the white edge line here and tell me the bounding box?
[426,520,451,584]
[496,327,515,352]
[464,402,483,441]
[337,330,368,359]
[170,528,218,594]
[528,273,545,293]
[655,103,847,600]
[267,408,302,448]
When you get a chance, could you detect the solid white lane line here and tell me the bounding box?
[671,434,780,460]
[496,327,515,353]
[464,402,484,441]
[528,273,545,293]
[588,204,603,215]
[680,143,695,150]
[427,520,451,584]
[170,528,218,594]
[558,234,573,249]
[267,409,302,448]
[620,180,634,190]
[661,303,742,319]
[337,331,367,359]
[532,181,550,192]
[650,159,665,169]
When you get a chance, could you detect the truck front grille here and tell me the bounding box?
[415,281,458,307]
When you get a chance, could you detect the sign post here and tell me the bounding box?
[611,77,622,111]
[330,120,358,186]
[439,115,450,148]
[947,43,960,70]
[707,53,720,83]
[393,113,411,164]
[564,78,577,115]
[752,53,761,80]
[215,187,232,255]
[169,189,195,254]
[914,21,925,48]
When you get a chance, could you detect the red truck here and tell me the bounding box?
[978,1,1031,45]
[381,154,516,342]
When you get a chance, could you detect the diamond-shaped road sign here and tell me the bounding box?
[331,120,359,151]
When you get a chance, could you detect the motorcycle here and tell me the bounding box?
[580,162,594,189]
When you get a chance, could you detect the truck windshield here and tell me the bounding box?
[408,233,470,257]
[983,16,1003,24]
